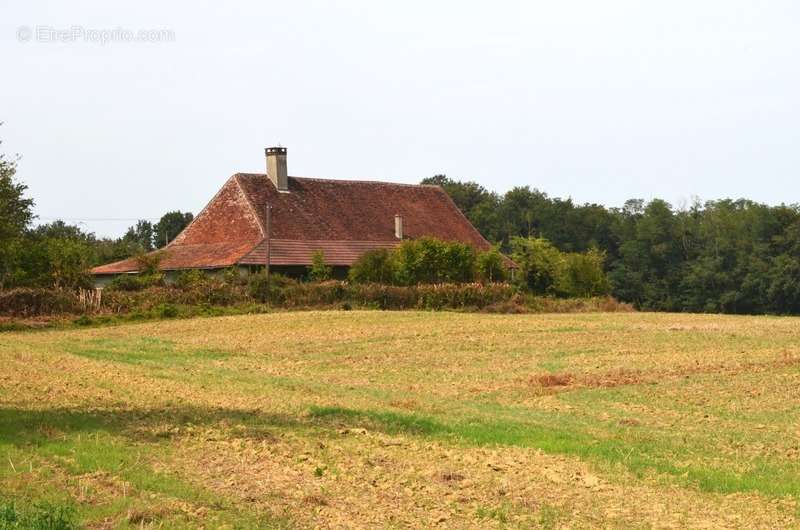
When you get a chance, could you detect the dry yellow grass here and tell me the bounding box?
[2,310,800,528]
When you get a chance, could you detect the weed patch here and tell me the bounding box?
[0,502,77,530]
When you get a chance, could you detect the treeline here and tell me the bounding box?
[0,145,192,290]
[424,175,800,314]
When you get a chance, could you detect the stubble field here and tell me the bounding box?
[2,310,800,528]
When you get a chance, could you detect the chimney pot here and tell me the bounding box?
[394,214,404,240]
[265,147,288,191]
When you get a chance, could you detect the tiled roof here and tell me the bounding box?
[92,174,496,274]
[235,174,492,247]
[92,176,263,274]
[240,239,400,266]
[91,242,256,274]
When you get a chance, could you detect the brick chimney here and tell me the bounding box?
[265,147,288,191]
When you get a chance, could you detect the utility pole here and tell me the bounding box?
[265,204,272,291]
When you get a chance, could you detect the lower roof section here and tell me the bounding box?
[239,239,400,266]
[90,241,255,275]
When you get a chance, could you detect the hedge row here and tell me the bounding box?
[102,283,249,313]
[101,281,516,313]
[0,288,83,317]
[0,281,632,318]
[276,281,516,310]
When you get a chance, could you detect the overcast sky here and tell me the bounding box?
[2,1,799,237]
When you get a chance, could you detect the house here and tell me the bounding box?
[91,147,505,284]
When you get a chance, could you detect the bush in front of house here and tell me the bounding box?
[270,281,516,311]
[103,276,248,313]
[107,274,144,291]
[107,272,165,292]
[344,283,418,309]
[308,250,332,281]
[476,247,508,283]
[247,272,297,303]
[394,237,477,285]
[349,238,493,286]
[0,288,82,317]
[174,269,207,289]
[414,282,514,310]
[348,248,397,284]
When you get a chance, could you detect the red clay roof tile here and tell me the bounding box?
[92,174,495,274]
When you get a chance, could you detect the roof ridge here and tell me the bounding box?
[234,173,439,188]
[256,238,405,243]
[170,175,239,246]
[233,174,267,237]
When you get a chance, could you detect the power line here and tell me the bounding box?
[36,217,161,222]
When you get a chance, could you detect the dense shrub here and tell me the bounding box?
[101,287,175,313]
[351,238,514,286]
[308,250,332,281]
[221,266,248,286]
[414,282,513,309]
[0,288,82,316]
[345,283,418,309]
[524,295,632,313]
[157,303,179,318]
[107,274,144,291]
[395,237,477,285]
[106,270,165,292]
[559,249,610,297]
[511,237,609,297]
[271,281,515,310]
[280,280,348,307]
[511,237,564,295]
[103,279,249,313]
[21,236,94,290]
[174,269,207,289]
[0,281,630,324]
[477,247,508,283]
[135,251,163,275]
[248,272,297,303]
[349,248,397,284]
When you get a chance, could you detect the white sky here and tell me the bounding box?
[2,1,799,237]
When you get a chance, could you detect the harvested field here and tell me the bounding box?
[2,311,800,528]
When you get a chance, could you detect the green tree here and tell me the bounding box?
[421,175,504,243]
[308,250,332,281]
[510,237,565,295]
[476,247,507,283]
[19,221,95,289]
[153,211,193,248]
[349,248,397,284]
[41,237,93,289]
[122,220,154,253]
[0,142,34,288]
[559,249,609,297]
[767,255,800,314]
[394,237,476,285]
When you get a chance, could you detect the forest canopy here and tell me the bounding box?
[422,174,800,314]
